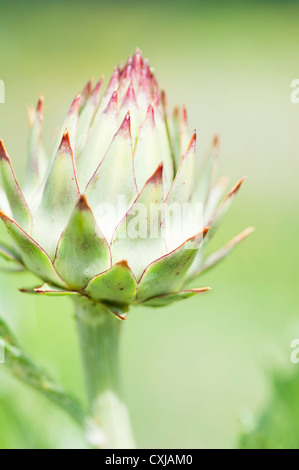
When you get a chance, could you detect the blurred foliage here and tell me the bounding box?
[0,317,86,428]
[239,369,299,449]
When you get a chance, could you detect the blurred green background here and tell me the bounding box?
[0,0,298,449]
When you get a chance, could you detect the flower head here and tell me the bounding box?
[0,49,253,318]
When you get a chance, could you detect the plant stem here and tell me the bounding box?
[74,297,135,449]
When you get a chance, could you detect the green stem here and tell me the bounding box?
[74,297,135,449]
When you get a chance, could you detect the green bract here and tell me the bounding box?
[0,50,253,319]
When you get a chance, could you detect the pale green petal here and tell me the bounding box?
[169,107,181,171]
[188,177,246,278]
[111,164,166,280]
[54,196,111,290]
[0,212,65,287]
[193,135,219,205]
[118,84,140,147]
[84,261,137,305]
[164,133,203,252]
[133,105,162,191]
[207,177,246,238]
[203,176,229,224]
[32,132,80,259]
[77,91,118,191]
[76,79,102,156]
[180,106,191,161]
[136,227,209,301]
[79,79,93,109]
[49,93,80,167]
[23,95,47,197]
[189,227,254,280]
[155,106,174,195]
[166,132,196,205]
[0,243,21,264]
[0,141,32,232]
[85,113,137,243]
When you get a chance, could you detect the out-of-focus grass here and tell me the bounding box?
[0,0,298,448]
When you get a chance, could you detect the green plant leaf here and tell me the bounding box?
[239,369,299,449]
[0,318,86,428]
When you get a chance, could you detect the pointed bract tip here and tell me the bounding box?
[153,90,160,107]
[133,48,143,68]
[107,68,119,88]
[0,210,8,221]
[119,111,131,135]
[110,307,128,320]
[92,78,103,95]
[187,131,197,151]
[117,260,130,269]
[82,78,93,94]
[182,105,188,124]
[37,94,44,114]
[227,226,255,249]
[125,110,131,121]
[192,286,211,293]
[124,82,137,104]
[148,162,163,185]
[60,130,72,152]
[146,104,155,124]
[111,90,118,103]
[161,90,167,108]
[173,107,179,119]
[70,93,81,113]
[229,176,246,197]
[202,226,211,238]
[77,194,90,211]
[238,226,255,239]
[0,140,9,161]
[104,90,118,113]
